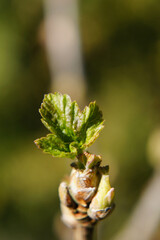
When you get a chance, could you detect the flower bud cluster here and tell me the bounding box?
[58,152,115,228]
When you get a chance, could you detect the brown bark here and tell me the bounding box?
[73,225,94,240]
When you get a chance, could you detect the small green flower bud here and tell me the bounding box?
[88,174,115,220]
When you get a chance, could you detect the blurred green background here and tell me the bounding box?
[0,0,160,239]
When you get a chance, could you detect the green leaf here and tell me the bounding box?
[79,102,104,149]
[34,92,104,158]
[34,134,77,158]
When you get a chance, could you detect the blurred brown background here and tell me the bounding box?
[0,0,160,239]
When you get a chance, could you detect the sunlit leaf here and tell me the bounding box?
[34,93,104,158]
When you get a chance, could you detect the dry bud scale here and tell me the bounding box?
[34,93,115,240]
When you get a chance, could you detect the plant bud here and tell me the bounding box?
[77,152,102,169]
[88,174,115,220]
[58,181,77,208]
[86,153,102,169]
[68,168,100,207]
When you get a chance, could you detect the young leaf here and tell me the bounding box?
[79,102,104,149]
[34,93,104,158]
[34,134,77,158]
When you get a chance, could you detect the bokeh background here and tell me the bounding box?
[0,0,160,239]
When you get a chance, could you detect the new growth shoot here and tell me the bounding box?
[34,92,115,240]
